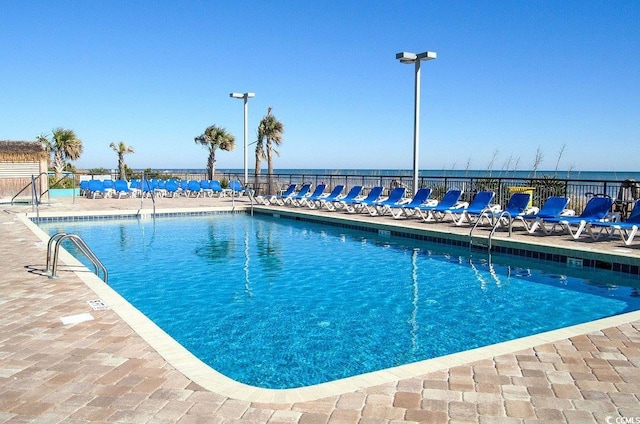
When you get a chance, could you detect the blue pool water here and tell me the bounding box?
[40,214,640,389]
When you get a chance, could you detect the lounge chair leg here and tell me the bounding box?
[624,226,639,246]
[570,220,588,239]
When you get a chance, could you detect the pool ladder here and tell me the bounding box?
[469,210,516,251]
[46,233,108,283]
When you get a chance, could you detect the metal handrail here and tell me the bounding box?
[487,210,515,250]
[230,175,253,211]
[11,172,48,205]
[40,172,76,203]
[247,182,255,216]
[31,175,40,219]
[141,173,156,216]
[47,232,108,283]
[11,171,75,207]
[469,209,515,251]
[468,208,495,251]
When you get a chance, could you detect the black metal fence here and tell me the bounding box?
[221,172,632,215]
[84,169,633,216]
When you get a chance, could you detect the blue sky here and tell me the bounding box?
[1,1,638,172]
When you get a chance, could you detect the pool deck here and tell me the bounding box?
[1,195,639,423]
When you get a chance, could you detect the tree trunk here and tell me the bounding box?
[118,154,126,180]
[53,151,65,181]
[254,155,261,195]
[206,149,216,180]
[267,146,274,195]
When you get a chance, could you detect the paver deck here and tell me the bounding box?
[1,195,639,423]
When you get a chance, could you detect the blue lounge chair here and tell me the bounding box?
[390,188,434,218]
[294,184,327,207]
[229,180,244,195]
[529,195,613,238]
[79,180,90,196]
[210,180,223,196]
[102,180,116,197]
[114,179,133,198]
[280,184,298,197]
[220,180,245,196]
[283,183,312,206]
[579,198,639,245]
[165,179,180,197]
[187,180,202,197]
[585,199,640,245]
[324,185,363,211]
[342,186,384,213]
[257,183,297,205]
[484,192,533,229]
[511,196,571,232]
[257,183,298,205]
[129,179,142,197]
[199,180,213,197]
[433,190,496,225]
[140,178,157,198]
[87,180,106,199]
[416,189,463,221]
[161,180,169,196]
[307,185,344,209]
[179,179,189,196]
[367,187,407,216]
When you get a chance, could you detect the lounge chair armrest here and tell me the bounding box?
[525,206,539,215]
[606,212,621,222]
[454,201,469,209]
[560,209,575,216]
[488,204,501,212]
[424,199,438,207]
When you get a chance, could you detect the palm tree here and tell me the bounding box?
[109,141,134,180]
[256,107,284,194]
[194,125,235,180]
[38,128,83,181]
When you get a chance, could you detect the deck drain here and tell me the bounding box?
[87,299,109,310]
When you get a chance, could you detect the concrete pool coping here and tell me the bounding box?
[16,202,640,404]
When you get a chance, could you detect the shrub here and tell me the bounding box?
[526,176,566,204]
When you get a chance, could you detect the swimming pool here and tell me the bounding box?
[40,213,640,389]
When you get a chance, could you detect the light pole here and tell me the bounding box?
[396,51,436,194]
[229,92,255,187]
